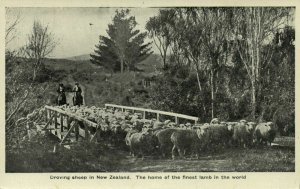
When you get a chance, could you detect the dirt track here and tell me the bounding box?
[82,136,294,172]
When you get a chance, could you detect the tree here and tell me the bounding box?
[197,8,232,119]
[233,7,292,119]
[22,20,57,81]
[5,8,20,46]
[91,9,152,73]
[261,26,295,134]
[90,36,120,72]
[170,8,231,119]
[146,9,173,68]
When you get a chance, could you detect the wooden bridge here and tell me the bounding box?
[43,104,199,147]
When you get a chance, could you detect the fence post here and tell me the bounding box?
[175,117,178,124]
[143,111,146,119]
[157,113,160,121]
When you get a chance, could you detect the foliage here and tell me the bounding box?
[91,9,153,73]
[146,9,173,68]
[6,133,123,172]
[21,20,58,80]
[232,7,292,119]
[147,8,295,133]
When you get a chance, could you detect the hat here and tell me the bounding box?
[75,82,79,85]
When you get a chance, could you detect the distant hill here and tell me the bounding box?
[65,54,91,61]
[64,53,163,73]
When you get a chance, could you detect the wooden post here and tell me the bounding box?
[75,121,79,141]
[157,113,160,121]
[175,117,178,124]
[60,121,76,145]
[67,117,71,130]
[90,125,101,143]
[60,114,64,139]
[54,112,58,135]
[42,114,55,131]
[84,122,89,141]
[49,110,52,125]
[60,114,64,133]
[45,109,48,122]
[143,111,146,119]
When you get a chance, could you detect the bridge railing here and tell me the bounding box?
[104,104,199,124]
[44,105,99,146]
[43,104,199,147]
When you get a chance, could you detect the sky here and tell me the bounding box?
[6,7,160,58]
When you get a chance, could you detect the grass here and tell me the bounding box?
[117,147,294,172]
[6,135,295,172]
[274,136,295,147]
[42,56,155,108]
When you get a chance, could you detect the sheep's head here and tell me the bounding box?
[247,122,256,132]
[210,118,220,125]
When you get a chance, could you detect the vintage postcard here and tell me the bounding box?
[0,0,299,188]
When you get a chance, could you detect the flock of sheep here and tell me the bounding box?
[24,105,277,159]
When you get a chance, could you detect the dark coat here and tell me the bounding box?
[73,86,83,106]
[57,87,66,105]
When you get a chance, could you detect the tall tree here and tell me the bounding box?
[90,36,120,72]
[22,20,57,81]
[203,8,232,119]
[146,9,174,68]
[91,9,152,73]
[233,7,292,119]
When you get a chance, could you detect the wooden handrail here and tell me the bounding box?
[45,104,199,125]
[45,105,98,128]
[105,104,199,123]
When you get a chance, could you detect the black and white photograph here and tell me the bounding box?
[4,6,295,174]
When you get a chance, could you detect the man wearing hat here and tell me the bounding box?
[73,82,83,106]
[57,83,66,106]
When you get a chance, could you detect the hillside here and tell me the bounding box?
[42,53,163,107]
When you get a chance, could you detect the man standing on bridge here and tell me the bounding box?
[57,83,66,106]
[73,82,83,106]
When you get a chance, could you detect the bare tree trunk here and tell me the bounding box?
[163,54,167,69]
[251,79,256,120]
[33,68,37,81]
[163,48,167,68]
[195,64,202,93]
